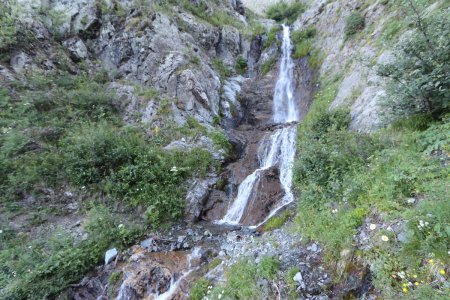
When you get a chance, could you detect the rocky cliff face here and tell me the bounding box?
[293,0,389,132]
[1,0,256,224]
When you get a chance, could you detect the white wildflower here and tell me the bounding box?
[369,224,376,231]
[381,235,389,242]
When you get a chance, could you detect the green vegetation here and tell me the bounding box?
[266,0,305,24]
[380,19,403,42]
[260,56,277,75]
[291,25,321,68]
[0,72,217,298]
[212,58,232,79]
[293,3,449,298]
[344,12,365,38]
[263,210,292,231]
[378,8,449,121]
[0,205,144,299]
[265,26,280,48]
[206,256,280,299]
[294,75,449,297]
[163,0,244,28]
[235,56,248,75]
[190,278,211,300]
[0,2,18,50]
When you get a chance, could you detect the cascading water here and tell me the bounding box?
[219,24,299,226]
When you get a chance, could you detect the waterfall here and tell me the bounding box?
[218,24,299,226]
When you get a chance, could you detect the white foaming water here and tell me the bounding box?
[273,25,299,123]
[219,25,299,226]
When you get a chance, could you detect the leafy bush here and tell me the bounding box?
[266,0,305,24]
[0,206,143,299]
[291,25,316,44]
[378,9,450,120]
[208,256,282,298]
[257,256,280,279]
[344,12,365,38]
[0,2,17,50]
[235,56,248,75]
[190,278,210,300]
[418,117,450,154]
[62,123,143,185]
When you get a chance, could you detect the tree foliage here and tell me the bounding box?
[266,0,305,24]
[378,6,450,120]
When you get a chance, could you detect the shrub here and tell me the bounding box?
[258,256,280,279]
[235,56,248,75]
[0,2,17,50]
[212,58,232,79]
[212,260,260,299]
[291,26,319,68]
[0,206,143,299]
[190,278,210,300]
[344,12,365,38]
[377,9,449,121]
[291,25,316,44]
[266,0,305,24]
[62,123,143,186]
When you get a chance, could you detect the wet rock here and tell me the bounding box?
[240,166,284,226]
[105,248,118,265]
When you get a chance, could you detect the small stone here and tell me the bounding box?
[140,238,154,249]
[293,272,306,289]
[407,198,415,204]
[105,248,118,265]
[177,235,186,243]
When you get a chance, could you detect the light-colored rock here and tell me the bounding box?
[293,271,306,289]
[105,248,118,265]
[63,37,88,61]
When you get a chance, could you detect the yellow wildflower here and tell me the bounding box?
[439,269,446,275]
[403,287,408,293]
[429,259,434,264]
[413,274,417,278]
[415,282,419,286]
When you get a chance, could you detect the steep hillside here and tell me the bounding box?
[0,0,448,299]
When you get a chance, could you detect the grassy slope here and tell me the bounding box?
[291,1,449,298]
